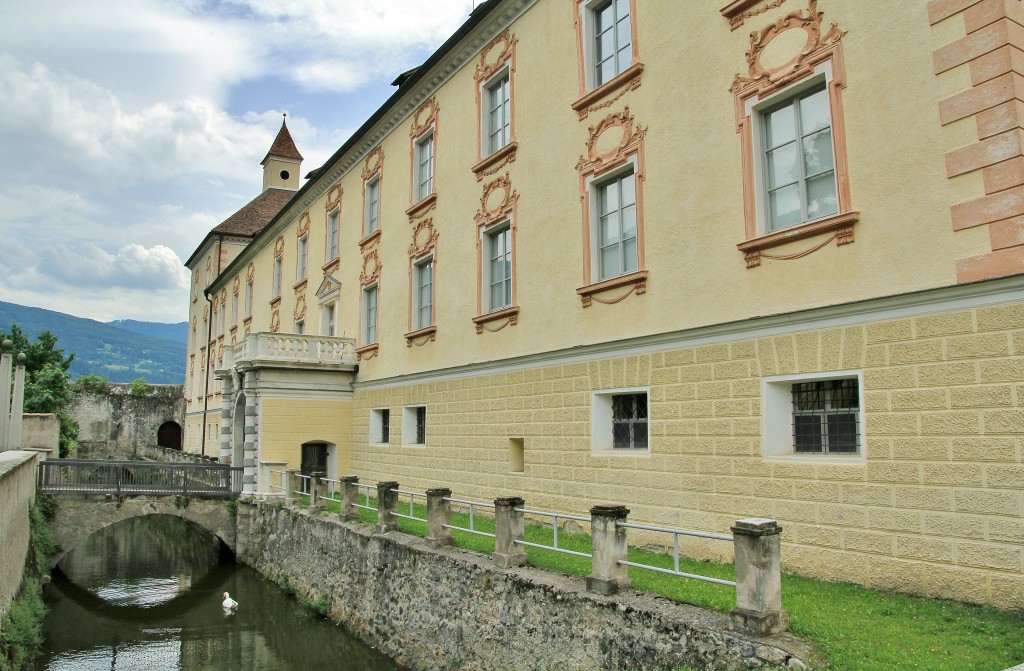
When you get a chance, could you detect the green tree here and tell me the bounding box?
[2,324,78,457]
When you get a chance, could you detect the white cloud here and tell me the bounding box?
[0,0,474,323]
[38,244,189,292]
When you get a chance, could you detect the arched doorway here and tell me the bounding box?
[156,422,182,450]
[231,392,246,467]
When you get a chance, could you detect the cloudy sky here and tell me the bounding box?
[0,0,476,324]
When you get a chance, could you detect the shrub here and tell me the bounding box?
[129,377,148,396]
[75,374,108,393]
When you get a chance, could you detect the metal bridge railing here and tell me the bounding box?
[513,507,592,559]
[37,460,242,498]
[615,521,736,587]
[441,497,495,538]
[393,489,428,524]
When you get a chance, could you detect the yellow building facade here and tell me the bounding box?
[183,0,1024,608]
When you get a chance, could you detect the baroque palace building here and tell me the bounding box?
[184,0,1024,608]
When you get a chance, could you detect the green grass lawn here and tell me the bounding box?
[295,496,1024,671]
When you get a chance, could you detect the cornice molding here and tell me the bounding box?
[354,277,1024,391]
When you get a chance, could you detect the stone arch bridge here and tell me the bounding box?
[48,495,237,567]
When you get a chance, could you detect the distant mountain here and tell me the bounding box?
[107,319,187,344]
[0,301,185,384]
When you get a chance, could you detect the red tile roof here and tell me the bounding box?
[261,118,303,164]
[212,188,295,236]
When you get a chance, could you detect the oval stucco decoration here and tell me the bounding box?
[758,26,814,71]
[594,123,627,157]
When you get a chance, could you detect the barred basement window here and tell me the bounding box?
[612,392,647,449]
[371,408,390,444]
[402,405,427,446]
[416,406,427,444]
[791,379,859,454]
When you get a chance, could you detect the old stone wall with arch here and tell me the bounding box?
[72,383,185,458]
[48,495,236,567]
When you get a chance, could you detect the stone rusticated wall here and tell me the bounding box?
[350,300,1024,608]
[0,451,39,621]
[237,502,814,671]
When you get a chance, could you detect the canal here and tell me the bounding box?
[36,515,401,671]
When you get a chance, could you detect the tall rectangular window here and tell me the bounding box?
[322,302,336,337]
[294,319,304,335]
[486,224,512,312]
[593,0,632,87]
[413,256,433,330]
[485,73,511,155]
[327,209,339,261]
[231,293,238,325]
[273,257,282,298]
[762,85,837,231]
[297,234,308,281]
[362,284,378,344]
[245,280,253,317]
[596,169,637,280]
[218,304,225,336]
[415,132,434,201]
[212,307,219,337]
[364,177,380,236]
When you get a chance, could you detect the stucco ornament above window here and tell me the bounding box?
[720,0,789,32]
[475,174,519,227]
[730,0,845,98]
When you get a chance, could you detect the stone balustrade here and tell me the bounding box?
[227,332,357,370]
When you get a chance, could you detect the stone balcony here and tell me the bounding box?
[223,332,358,372]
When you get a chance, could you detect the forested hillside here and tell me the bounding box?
[0,301,185,384]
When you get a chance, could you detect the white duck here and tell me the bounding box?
[222,592,239,610]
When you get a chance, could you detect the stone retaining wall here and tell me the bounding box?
[237,501,815,671]
[0,451,39,620]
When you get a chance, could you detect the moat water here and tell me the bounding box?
[36,516,400,671]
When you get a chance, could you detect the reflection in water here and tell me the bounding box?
[37,515,399,671]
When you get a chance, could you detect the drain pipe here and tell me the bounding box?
[199,235,225,457]
[200,288,214,457]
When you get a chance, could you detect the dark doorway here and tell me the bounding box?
[301,441,328,476]
[157,422,182,450]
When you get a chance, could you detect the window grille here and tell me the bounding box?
[415,406,426,444]
[381,409,390,444]
[611,393,647,449]
[792,379,859,454]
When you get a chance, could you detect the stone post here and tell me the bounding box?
[217,368,234,464]
[492,497,527,568]
[340,475,360,520]
[587,504,631,595]
[730,518,788,635]
[311,472,325,508]
[0,340,12,450]
[426,488,453,547]
[241,373,258,494]
[376,481,399,533]
[285,469,302,504]
[7,354,26,451]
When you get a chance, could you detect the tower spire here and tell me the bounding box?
[261,112,303,192]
